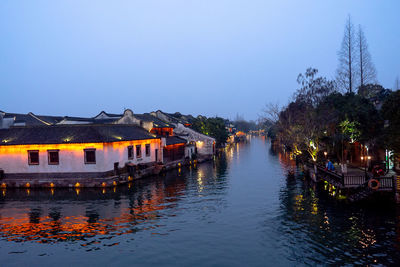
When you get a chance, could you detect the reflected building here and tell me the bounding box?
[0,154,230,246]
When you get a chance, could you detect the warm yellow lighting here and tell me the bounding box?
[324,151,328,156]
[178,163,181,167]
[2,189,5,197]
[26,189,30,195]
[113,187,116,193]
[361,156,364,160]
[75,182,81,188]
[189,161,192,165]
[128,176,133,181]
[25,183,30,188]
[0,183,6,188]
[102,188,106,194]
[367,156,371,160]
[113,181,117,186]
[128,183,132,189]
[101,182,107,187]
[50,183,55,188]
[114,136,122,140]
[75,188,80,195]
[51,189,55,195]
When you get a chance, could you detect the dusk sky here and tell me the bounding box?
[1,1,399,120]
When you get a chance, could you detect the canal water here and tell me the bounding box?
[1,137,400,266]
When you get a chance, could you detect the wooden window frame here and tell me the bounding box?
[28,150,39,165]
[145,144,151,157]
[136,145,142,159]
[47,150,60,165]
[127,145,134,160]
[84,148,96,164]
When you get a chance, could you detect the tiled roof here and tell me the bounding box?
[163,111,194,124]
[2,113,49,126]
[165,136,187,146]
[0,124,158,145]
[134,113,172,128]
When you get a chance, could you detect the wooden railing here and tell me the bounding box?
[343,175,366,187]
[307,162,396,191]
[378,176,394,190]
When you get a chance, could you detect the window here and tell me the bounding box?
[84,149,96,164]
[136,145,142,158]
[48,150,59,165]
[28,150,39,165]
[145,144,151,157]
[128,146,133,159]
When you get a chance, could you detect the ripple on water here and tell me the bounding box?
[0,138,400,266]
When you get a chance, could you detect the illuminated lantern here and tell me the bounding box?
[0,183,6,188]
[75,182,81,188]
[113,181,117,186]
[25,182,30,188]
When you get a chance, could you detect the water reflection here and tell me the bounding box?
[0,158,228,248]
[275,148,400,265]
[1,138,400,266]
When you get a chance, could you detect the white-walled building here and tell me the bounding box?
[0,124,162,187]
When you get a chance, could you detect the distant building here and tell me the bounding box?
[151,110,215,159]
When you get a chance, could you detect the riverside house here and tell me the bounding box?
[0,124,162,187]
[0,109,216,188]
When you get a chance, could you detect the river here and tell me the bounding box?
[1,136,399,266]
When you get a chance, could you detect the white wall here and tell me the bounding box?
[0,139,161,174]
[173,124,215,156]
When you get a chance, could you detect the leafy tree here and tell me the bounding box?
[191,116,229,147]
[357,84,391,108]
[295,68,336,107]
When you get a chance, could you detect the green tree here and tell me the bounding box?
[191,116,229,147]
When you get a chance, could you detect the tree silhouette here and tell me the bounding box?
[336,15,357,93]
[357,25,377,87]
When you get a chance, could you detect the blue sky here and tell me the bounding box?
[1,0,399,120]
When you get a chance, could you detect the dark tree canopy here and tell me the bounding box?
[191,116,229,147]
[381,90,400,154]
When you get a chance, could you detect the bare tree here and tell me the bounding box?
[262,102,280,124]
[394,76,400,91]
[336,15,357,93]
[357,25,377,87]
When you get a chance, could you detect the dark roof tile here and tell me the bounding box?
[165,136,187,146]
[0,124,158,145]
